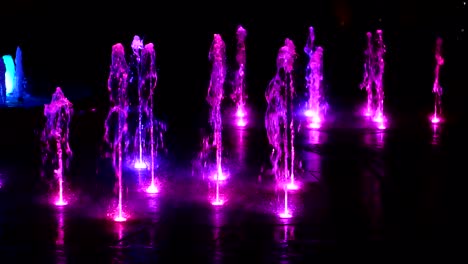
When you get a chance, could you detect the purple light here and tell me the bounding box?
[211,199,224,206]
[134,160,147,169]
[279,210,292,219]
[42,87,73,207]
[236,118,247,127]
[146,181,159,194]
[304,27,327,127]
[286,182,300,191]
[431,37,444,124]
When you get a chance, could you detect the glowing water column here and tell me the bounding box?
[266,38,297,218]
[104,44,129,222]
[431,37,444,124]
[231,25,248,127]
[141,43,159,194]
[0,57,6,104]
[360,32,374,117]
[42,87,73,206]
[2,55,15,96]
[207,34,227,206]
[372,30,386,129]
[304,26,326,128]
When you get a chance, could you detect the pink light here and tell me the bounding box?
[286,182,299,191]
[134,160,147,169]
[431,114,440,124]
[54,198,68,206]
[304,109,313,117]
[146,182,159,194]
[236,118,247,127]
[279,211,292,218]
[211,172,227,181]
[211,200,224,206]
[114,215,127,222]
[236,108,246,118]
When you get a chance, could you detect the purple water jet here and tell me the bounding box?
[42,87,73,206]
[140,43,161,194]
[360,32,374,117]
[231,25,248,127]
[359,30,387,129]
[431,37,444,124]
[104,43,129,222]
[304,26,327,128]
[207,34,227,206]
[265,38,297,218]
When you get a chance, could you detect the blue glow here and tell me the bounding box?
[2,55,15,95]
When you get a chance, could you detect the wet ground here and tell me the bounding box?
[0,101,465,263]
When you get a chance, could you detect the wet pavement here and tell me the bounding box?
[0,103,464,263]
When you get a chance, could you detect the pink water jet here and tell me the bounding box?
[431,37,444,124]
[304,26,327,129]
[207,34,227,206]
[231,25,248,127]
[266,38,298,216]
[104,43,129,222]
[360,30,386,126]
[42,87,73,207]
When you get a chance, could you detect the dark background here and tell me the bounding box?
[1,0,467,129]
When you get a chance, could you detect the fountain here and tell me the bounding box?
[2,55,15,97]
[373,30,386,128]
[431,37,444,124]
[360,32,374,117]
[42,87,73,206]
[104,43,129,222]
[265,38,297,218]
[207,34,226,205]
[140,43,161,194]
[14,46,25,101]
[231,25,248,127]
[0,57,5,104]
[360,30,386,129]
[304,26,327,128]
[128,35,148,169]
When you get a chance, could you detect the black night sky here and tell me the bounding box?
[1,0,466,125]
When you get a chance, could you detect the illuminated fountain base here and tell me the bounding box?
[211,200,224,206]
[373,115,386,130]
[235,107,247,127]
[279,211,292,219]
[134,160,147,169]
[305,110,322,129]
[114,216,127,222]
[431,114,441,124]
[146,183,159,194]
[286,182,300,191]
[54,199,68,206]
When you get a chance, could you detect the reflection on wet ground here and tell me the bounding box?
[0,106,463,263]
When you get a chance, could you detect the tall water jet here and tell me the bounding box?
[0,58,5,104]
[231,25,248,127]
[104,43,129,222]
[129,35,148,169]
[2,55,15,96]
[14,46,25,100]
[140,43,160,193]
[207,34,226,205]
[360,32,374,117]
[359,30,386,129]
[304,26,327,128]
[265,38,297,218]
[42,87,73,206]
[373,30,386,129]
[431,37,444,124]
